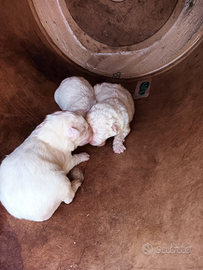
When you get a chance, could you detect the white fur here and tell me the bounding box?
[87,82,135,154]
[54,76,96,117]
[0,111,93,222]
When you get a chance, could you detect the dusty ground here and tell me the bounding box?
[0,0,203,269]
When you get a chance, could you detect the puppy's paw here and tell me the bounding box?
[79,152,90,162]
[113,143,126,154]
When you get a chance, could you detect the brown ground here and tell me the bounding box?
[0,0,203,269]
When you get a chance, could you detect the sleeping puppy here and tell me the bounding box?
[87,82,135,154]
[0,111,92,222]
[54,76,96,117]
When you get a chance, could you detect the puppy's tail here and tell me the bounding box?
[68,167,84,182]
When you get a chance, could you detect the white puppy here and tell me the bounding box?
[0,111,92,222]
[87,82,135,154]
[54,76,96,117]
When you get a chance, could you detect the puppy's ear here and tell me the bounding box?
[66,127,80,138]
[111,124,118,133]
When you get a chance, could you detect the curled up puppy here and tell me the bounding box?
[54,76,96,117]
[87,82,135,154]
[0,111,92,222]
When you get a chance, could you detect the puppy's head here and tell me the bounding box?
[35,111,93,151]
[86,106,119,147]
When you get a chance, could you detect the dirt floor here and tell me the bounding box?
[0,1,203,270]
